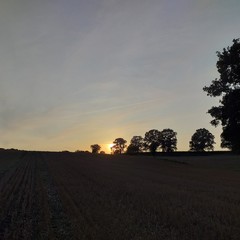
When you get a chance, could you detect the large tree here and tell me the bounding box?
[144,129,162,154]
[90,144,101,154]
[189,128,215,152]
[160,128,177,152]
[111,138,127,154]
[203,39,240,152]
[126,136,144,154]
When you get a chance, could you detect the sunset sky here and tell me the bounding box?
[0,0,240,153]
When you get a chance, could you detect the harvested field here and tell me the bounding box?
[0,150,240,239]
[0,151,74,240]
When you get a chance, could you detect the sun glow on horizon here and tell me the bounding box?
[108,143,114,151]
[101,143,115,154]
[108,143,114,148]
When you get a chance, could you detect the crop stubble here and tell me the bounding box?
[46,153,240,240]
[0,151,74,240]
[0,151,240,240]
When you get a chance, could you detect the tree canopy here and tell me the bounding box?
[111,138,127,154]
[143,129,178,154]
[143,129,162,154]
[126,136,144,154]
[90,144,101,154]
[160,128,177,152]
[203,38,240,152]
[189,128,215,152]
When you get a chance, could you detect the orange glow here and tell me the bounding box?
[108,143,114,148]
[101,143,115,154]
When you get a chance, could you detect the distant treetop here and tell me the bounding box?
[90,144,101,154]
[111,138,127,154]
[189,128,215,152]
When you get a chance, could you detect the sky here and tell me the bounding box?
[0,0,240,153]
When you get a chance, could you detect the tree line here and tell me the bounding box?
[90,128,215,154]
[91,38,240,154]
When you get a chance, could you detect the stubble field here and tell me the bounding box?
[0,150,240,240]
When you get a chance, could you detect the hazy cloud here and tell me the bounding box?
[0,0,239,151]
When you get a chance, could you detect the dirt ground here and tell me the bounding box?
[0,150,240,239]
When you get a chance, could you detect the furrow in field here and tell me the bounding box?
[0,154,35,239]
[46,153,240,240]
[37,153,74,240]
[1,151,240,239]
[0,152,75,240]
[50,169,109,239]
[46,156,144,239]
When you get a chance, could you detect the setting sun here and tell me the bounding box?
[108,143,114,148]
[108,143,114,151]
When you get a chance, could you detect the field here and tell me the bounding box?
[0,150,240,240]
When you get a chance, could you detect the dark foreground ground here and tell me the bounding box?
[0,150,240,240]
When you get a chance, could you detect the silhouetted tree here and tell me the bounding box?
[203,39,240,152]
[144,129,162,154]
[126,136,144,154]
[189,128,215,151]
[111,138,127,154]
[90,144,101,154]
[160,128,177,152]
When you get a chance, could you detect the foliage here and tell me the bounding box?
[189,128,215,151]
[203,38,240,151]
[111,138,127,154]
[126,136,144,154]
[143,129,162,154]
[90,144,101,154]
[160,128,177,152]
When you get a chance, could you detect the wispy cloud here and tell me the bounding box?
[0,0,239,150]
